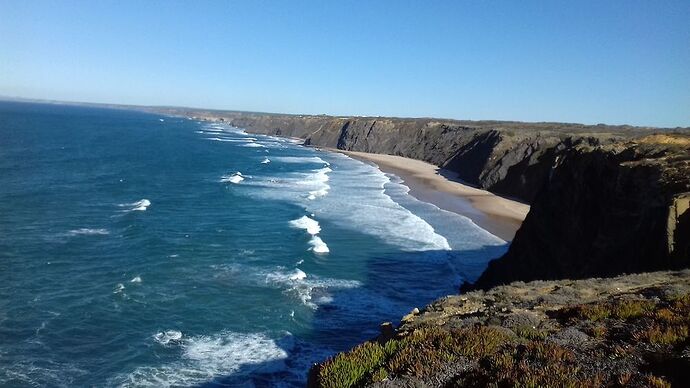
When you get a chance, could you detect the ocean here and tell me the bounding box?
[0,101,507,387]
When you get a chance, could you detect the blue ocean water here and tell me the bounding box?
[0,101,507,387]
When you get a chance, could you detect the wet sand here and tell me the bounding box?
[337,150,530,241]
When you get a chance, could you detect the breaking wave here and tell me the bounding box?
[115,331,290,387]
[67,228,109,236]
[220,172,245,184]
[119,199,151,212]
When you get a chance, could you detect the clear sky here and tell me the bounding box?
[1,1,689,127]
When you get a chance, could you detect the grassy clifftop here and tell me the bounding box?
[310,271,690,387]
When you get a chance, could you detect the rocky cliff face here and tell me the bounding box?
[159,109,689,283]
[154,107,690,386]
[470,135,690,290]
[183,111,647,203]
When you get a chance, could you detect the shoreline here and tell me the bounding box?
[333,150,529,241]
[191,116,529,241]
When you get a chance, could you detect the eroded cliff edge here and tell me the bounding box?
[222,115,645,203]
[469,134,690,290]
[154,108,690,386]
[158,108,689,287]
[157,108,666,204]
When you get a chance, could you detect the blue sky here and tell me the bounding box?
[1,1,688,127]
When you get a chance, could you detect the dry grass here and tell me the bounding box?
[314,292,690,387]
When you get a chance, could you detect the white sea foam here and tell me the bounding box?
[240,152,452,251]
[205,136,258,143]
[273,156,330,166]
[261,157,271,164]
[67,228,109,236]
[220,172,244,184]
[130,276,142,283]
[241,165,332,202]
[305,167,332,199]
[288,269,307,281]
[289,216,321,235]
[153,330,183,346]
[263,267,357,308]
[205,137,236,142]
[216,264,360,309]
[119,199,151,212]
[116,331,290,387]
[242,142,265,148]
[114,283,125,294]
[308,187,329,200]
[289,216,329,254]
[308,236,330,254]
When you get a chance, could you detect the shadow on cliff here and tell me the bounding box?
[194,244,508,387]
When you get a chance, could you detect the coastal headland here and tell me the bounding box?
[148,106,690,386]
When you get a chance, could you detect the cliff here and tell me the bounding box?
[152,107,690,386]
[469,134,690,290]
[157,107,689,287]
[156,108,663,203]
[221,114,646,203]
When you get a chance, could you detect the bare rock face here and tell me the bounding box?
[470,135,690,290]
[217,112,642,203]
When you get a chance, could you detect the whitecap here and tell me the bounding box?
[263,266,357,308]
[289,216,329,254]
[153,330,183,346]
[308,236,330,254]
[205,137,235,142]
[67,228,109,236]
[130,276,142,283]
[115,331,290,387]
[308,187,329,200]
[304,167,332,199]
[242,142,265,148]
[119,199,151,212]
[216,263,360,310]
[273,156,330,166]
[114,283,125,293]
[289,216,321,235]
[220,172,244,184]
[288,269,307,281]
[261,157,271,164]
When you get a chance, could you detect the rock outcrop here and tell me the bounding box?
[470,135,690,290]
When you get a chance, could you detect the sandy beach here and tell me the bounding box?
[337,150,530,241]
